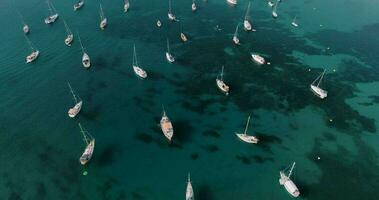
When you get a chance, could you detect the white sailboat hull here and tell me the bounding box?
[74,1,84,10]
[80,139,95,165]
[160,116,173,142]
[45,14,59,24]
[236,133,258,144]
[180,33,188,42]
[279,172,300,197]
[133,65,147,79]
[310,85,327,99]
[26,50,39,63]
[268,1,274,7]
[216,79,229,95]
[272,11,278,18]
[82,53,91,68]
[168,13,176,21]
[100,18,107,30]
[186,182,194,200]
[23,25,29,34]
[157,20,162,27]
[244,20,252,31]
[65,34,73,46]
[166,52,175,63]
[227,0,237,5]
[251,54,266,65]
[192,3,196,12]
[233,36,240,45]
[292,22,298,27]
[68,101,82,118]
[124,3,130,12]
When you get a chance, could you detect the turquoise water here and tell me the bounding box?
[1,0,379,199]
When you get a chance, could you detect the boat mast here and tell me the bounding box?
[220,66,225,81]
[63,20,71,35]
[273,1,278,13]
[317,70,326,87]
[166,38,170,53]
[77,32,85,53]
[293,16,297,23]
[50,1,57,14]
[162,104,167,117]
[169,0,172,14]
[67,82,78,103]
[234,23,239,37]
[245,2,251,20]
[188,173,191,183]
[244,116,251,135]
[78,123,90,145]
[24,35,35,51]
[17,10,26,26]
[288,162,296,178]
[133,44,138,66]
[46,0,53,15]
[100,4,104,20]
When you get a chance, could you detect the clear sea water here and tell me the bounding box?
[1,0,379,199]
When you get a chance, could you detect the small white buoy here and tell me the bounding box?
[317,156,320,160]
[329,119,333,122]
[333,69,336,72]
[267,62,271,65]
[320,24,323,27]
[308,68,311,72]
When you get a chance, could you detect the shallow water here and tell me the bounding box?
[0,0,379,199]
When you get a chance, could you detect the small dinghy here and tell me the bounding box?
[99,4,107,30]
[132,44,147,79]
[232,23,240,45]
[78,123,95,165]
[77,32,91,68]
[67,82,82,118]
[168,0,177,21]
[216,66,230,95]
[160,106,174,142]
[157,20,162,27]
[180,22,188,42]
[74,0,84,11]
[24,35,39,63]
[191,0,197,12]
[310,69,327,99]
[268,0,274,7]
[186,173,194,200]
[251,54,265,65]
[236,115,259,144]
[279,162,300,197]
[166,38,175,63]
[272,1,278,18]
[63,20,73,46]
[45,0,59,24]
[291,16,299,27]
[124,0,130,12]
[227,0,237,5]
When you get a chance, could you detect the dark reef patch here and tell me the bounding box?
[200,144,219,153]
[197,185,214,200]
[191,153,199,160]
[202,130,220,138]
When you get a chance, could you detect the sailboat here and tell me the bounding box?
[243,2,253,31]
[272,1,278,18]
[63,20,74,46]
[232,23,240,45]
[191,0,197,12]
[77,32,91,68]
[279,162,300,197]
[78,123,95,165]
[216,66,230,95]
[180,22,188,42]
[291,16,299,27]
[186,173,194,200]
[227,0,237,5]
[160,106,174,142]
[45,0,59,24]
[310,69,327,99]
[268,0,274,7]
[251,53,265,65]
[236,115,259,144]
[124,0,130,12]
[157,20,162,27]
[17,12,29,34]
[74,0,84,11]
[166,38,175,63]
[132,44,147,79]
[24,35,39,63]
[67,82,82,118]
[99,4,107,30]
[168,0,177,21]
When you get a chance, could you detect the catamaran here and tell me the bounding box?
[74,0,84,11]
[279,162,300,197]
[268,0,274,7]
[157,20,162,27]
[251,53,265,65]
[67,82,82,118]
[310,69,327,99]
[124,0,130,12]
[45,0,59,24]
[24,35,39,63]
[233,23,240,45]
[166,38,175,63]
[132,44,147,79]
[236,115,259,144]
[216,66,230,95]
[160,106,174,142]
[272,1,278,18]
[191,0,197,12]
[78,123,95,165]
[243,2,253,31]
[227,0,237,5]
[180,23,188,42]
[99,4,107,30]
[168,0,177,21]
[63,20,73,46]
[186,173,194,200]
[291,16,298,27]
[77,32,91,68]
